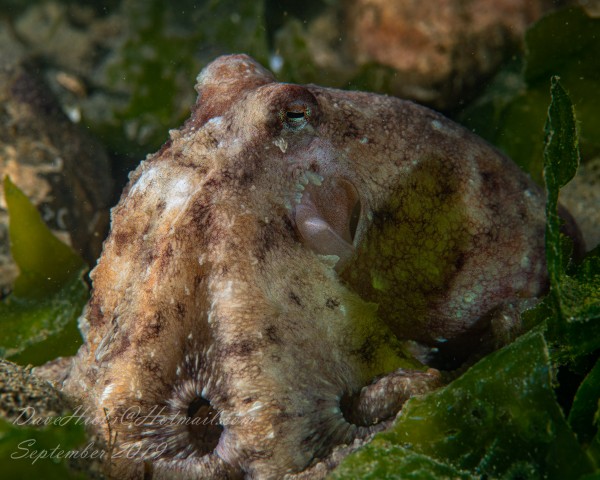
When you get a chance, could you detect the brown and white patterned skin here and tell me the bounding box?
[59,55,552,479]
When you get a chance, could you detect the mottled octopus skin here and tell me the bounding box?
[60,54,550,479]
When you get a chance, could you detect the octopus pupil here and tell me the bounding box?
[287,111,305,119]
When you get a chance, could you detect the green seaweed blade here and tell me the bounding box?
[0,177,88,364]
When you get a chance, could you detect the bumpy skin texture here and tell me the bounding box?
[60,55,548,479]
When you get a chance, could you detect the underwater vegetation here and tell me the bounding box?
[0,2,599,479]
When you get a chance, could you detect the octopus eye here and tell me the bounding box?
[280,104,311,131]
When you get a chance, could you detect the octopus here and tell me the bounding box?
[44,54,570,479]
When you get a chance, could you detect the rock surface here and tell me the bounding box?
[0,24,114,295]
[561,157,600,250]
[275,0,564,109]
